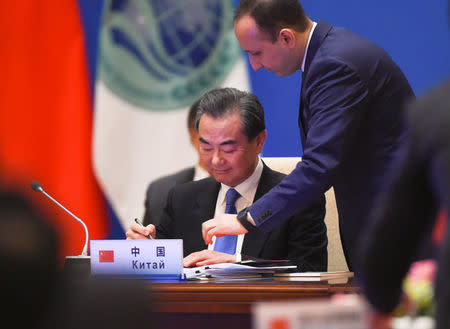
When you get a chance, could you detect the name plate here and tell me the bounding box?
[90,239,183,279]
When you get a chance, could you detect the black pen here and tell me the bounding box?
[134,218,154,240]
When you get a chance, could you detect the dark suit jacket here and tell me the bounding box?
[156,164,327,272]
[248,21,415,269]
[359,81,450,329]
[142,167,195,226]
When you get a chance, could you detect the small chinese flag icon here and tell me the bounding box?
[99,250,114,263]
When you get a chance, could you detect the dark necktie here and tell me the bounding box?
[213,188,240,255]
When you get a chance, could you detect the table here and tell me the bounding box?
[150,278,357,329]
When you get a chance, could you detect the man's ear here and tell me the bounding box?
[255,129,267,154]
[189,128,199,149]
[279,28,296,48]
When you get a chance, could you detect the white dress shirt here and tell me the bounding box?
[301,21,317,72]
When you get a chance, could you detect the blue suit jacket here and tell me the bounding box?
[249,21,415,269]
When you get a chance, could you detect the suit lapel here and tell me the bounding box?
[304,21,332,73]
[194,178,221,226]
[180,178,220,253]
[242,164,277,257]
[298,70,307,147]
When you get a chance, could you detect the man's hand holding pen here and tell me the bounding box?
[126,218,156,240]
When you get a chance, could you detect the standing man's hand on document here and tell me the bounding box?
[126,222,156,240]
[202,213,247,245]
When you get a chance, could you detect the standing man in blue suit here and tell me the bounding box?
[202,0,415,270]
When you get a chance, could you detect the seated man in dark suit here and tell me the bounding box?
[128,88,327,271]
[142,99,209,226]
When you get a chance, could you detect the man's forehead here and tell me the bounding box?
[235,15,273,41]
[199,136,237,146]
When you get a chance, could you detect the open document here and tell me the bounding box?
[273,271,354,284]
[183,260,297,280]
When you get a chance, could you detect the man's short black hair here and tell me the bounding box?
[195,87,265,141]
[234,0,309,42]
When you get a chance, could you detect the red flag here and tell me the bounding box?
[99,250,115,263]
[0,1,108,258]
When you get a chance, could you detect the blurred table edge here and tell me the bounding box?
[150,278,358,314]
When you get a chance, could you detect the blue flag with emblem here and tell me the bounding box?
[93,0,250,230]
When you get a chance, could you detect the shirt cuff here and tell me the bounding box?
[247,211,256,226]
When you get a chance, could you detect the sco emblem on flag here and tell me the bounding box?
[98,0,241,110]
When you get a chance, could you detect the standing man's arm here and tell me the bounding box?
[250,60,369,232]
[203,61,369,241]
